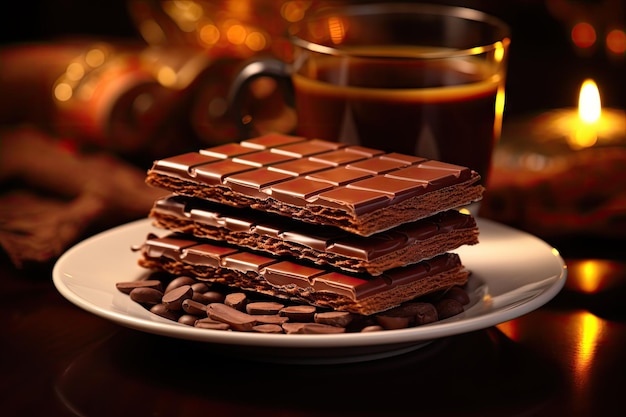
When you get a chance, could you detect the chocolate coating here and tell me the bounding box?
[146,133,483,236]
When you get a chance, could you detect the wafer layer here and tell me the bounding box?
[149,194,479,275]
[137,233,469,315]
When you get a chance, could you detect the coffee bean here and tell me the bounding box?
[191,282,211,293]
[195,318,230,330]
[411,302,439,325]
[361,325,384,332]
[162,284,193,310]
[178,314,199,326]
[246,301,284,315]
[182,299,208,316]
[224,292,247,310]
[444,286,470,305]
[280,305,317,322]
[129,287,163,305]
[150,303,180,321]
[117,274,467,334]
[374,302,437,327]
[193,291,226,304]
[314,311,353,327]
[253,324,284,333]
[116,279,163,294]
[252,315,289,325]
[282,322,346,334]
[207,303,257,331]
[376,315,410,330]
[436,298,464,319]
[164,276,196,293]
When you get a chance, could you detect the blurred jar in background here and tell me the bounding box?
[51,41,198,162]
[0,40,199,165]
[0,1,317,165]
[127,0,315,144]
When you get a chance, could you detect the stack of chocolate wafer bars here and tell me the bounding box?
[138,133,483,316]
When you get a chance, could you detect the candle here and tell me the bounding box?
[483,79,626,239]
[530,79,626,151]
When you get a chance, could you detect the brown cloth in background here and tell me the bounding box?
[0,126,167,268]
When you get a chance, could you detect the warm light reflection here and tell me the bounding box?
[245,31,267,51]
[496,320,520,342]
[328,16,346,45]
[494,40,506,63]
[281,1,309,23]
[199,23,221,46]
[53,45,109,103]
[493,74,506,141]
[54,83,73,102]
[132,0,313,59]
[468,46,485,56]
[138,19,166,45]
[498,310,605,400]
[226,23,247,45]
[65,62,85,81]
[566,260,616,294]
[225,0,252,18]
[576,260,604,293]
[85,48,106,68]
[165,0,203,31]
[571,22,596,49]
[573,312,603,394]
[156,66,178,87]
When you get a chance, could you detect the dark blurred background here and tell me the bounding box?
[1,0,624,117]
[0,1,624,264]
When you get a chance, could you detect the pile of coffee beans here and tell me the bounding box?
[116,272,470,334]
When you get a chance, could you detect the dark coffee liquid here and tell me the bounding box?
[293,55,501,183]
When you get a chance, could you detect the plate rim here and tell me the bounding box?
[52,217,567,349]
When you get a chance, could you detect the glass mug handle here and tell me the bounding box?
[228,58,295,138]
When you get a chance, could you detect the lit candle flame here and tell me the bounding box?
[571,79,602,148]
[578,79,601,124]
[535,78,625,152]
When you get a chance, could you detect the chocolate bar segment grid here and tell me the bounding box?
[145,133,483,236]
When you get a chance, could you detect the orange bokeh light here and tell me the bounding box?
[606,29,626,54]
[571,22,596,48]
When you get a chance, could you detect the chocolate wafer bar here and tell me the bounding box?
[149,194,479,275]
[137,233,469,315]
[145,134,483,236]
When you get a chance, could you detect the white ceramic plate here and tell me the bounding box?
[53,218,566,364]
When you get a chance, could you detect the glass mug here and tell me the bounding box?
[230,2,510,186]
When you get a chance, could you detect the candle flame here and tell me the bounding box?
[570,79,602,149]
[578,79,601,124]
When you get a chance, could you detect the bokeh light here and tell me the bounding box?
[606,28,626,55]
[571,22,597,49]
[199,23,220,46]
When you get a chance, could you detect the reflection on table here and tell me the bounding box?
[2,250,625,417]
